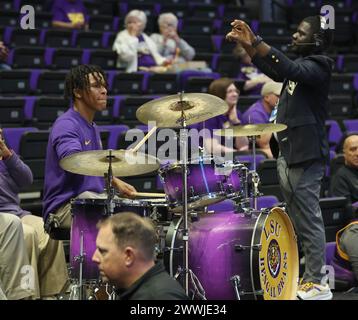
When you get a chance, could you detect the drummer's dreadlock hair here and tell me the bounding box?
[64,64,107,102]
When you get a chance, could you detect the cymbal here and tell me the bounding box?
[60,150,160,177]
[214,123,287,137]
[136,93,229,128]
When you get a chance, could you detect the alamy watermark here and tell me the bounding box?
[20,5,35,30]
[320,5,335,30]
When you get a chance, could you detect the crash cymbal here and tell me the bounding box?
[214,123,287,137]
[60,150,160,177]
[136,93,229,128]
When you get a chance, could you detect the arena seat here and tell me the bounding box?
[146,73,178,95]
[2,127,38,154]
[42,29,73,48]
[32,97,68,129]
[36,71,67,95]
[9,28,41,47]
[88,49,117,70]
[75,30,103,49]
[0,70,32,94]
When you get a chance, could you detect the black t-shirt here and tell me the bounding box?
[117,262,189,300]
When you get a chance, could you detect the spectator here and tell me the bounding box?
[0,128,68,299]
[330,134,358,284]
[52,0,89,30]
[150,13,195,64]
[92,212,188,300]
[242,81,282,158]
[112,10,167,72]
[0,41,11,70]
[330,134,358,211]
[0,214,34,300]
[201,77,249,154]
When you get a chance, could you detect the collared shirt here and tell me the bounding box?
[42,108,104,221]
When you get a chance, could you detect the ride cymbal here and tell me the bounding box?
[60,150,160,177]
[136,93,228,128]
[214,123,287,137]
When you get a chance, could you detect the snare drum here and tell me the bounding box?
[159,156,248,211]
[165,207,299,300]
[70,197,170,282]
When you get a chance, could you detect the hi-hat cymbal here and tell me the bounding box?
[136,93,229,128]
[214,123,287,137]
[60,150,160,177]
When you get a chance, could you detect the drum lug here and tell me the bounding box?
[189,186,195,198]
[74,253,86,263]
[240,289,264,296]
[234,244,262,252]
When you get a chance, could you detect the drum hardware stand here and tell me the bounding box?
[234,244,262,252]
[174,266,207,300]
[104,149,116,216]
[174,92,206,299]
[70,231,85,300]
[248,135,263,211]
[230,275,241,300]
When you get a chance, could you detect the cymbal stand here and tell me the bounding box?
[70,231,85,300]
[177,92,206,299]
[249,135,261,211]
[104,150,116,216]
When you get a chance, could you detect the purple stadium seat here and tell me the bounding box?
[2,127,39,154]
[326,119,343,151]
[97,125,129,150]
[325,242,357,288]
[326,150,337,177]
[343,119,358,133]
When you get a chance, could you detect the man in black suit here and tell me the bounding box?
[226,15,334,300]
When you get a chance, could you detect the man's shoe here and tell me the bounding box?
[297,282,333,300]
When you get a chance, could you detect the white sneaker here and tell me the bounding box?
[297,282,333,300]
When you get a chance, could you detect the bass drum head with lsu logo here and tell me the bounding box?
[163,208,298,300]
[251,207,299,300]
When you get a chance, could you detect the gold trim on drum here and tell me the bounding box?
[258,207,299,300]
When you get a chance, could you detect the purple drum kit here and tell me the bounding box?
[60,93,298,300]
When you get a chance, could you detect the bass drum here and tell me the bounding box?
[164,207,299,300]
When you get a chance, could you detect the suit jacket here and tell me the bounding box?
[252,47,333,166]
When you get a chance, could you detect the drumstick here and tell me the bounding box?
[134,192,167,198]
[131,126,157,152]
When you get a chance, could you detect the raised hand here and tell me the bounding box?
[226,20,256,47]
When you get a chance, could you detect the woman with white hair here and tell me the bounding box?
[151,12,195,64]
[112,9,167,72]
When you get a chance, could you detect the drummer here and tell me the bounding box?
[42,65,137,233]
[199,78,249,156]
